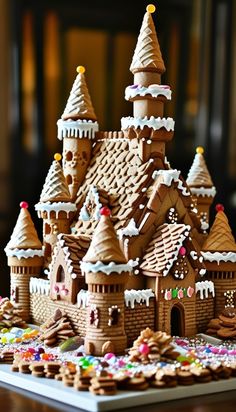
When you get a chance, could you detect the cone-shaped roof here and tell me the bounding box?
[130,9,165,74]
[202,210,236,252]
[186,147,214,188]
[39,156,72,203]
[83,215,127,264]
[61,67,97,121]
[6,205,42,250]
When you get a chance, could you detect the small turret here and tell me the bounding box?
[186,147,216,222]
[81,207,132,356]
[35,153,76,267]
[57,66,98,200]
[5,202,43,321]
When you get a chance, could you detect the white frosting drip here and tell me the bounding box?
[195,280,215,300]
[79,186,102,221]
[117,219,139,239]
[81,259,137,275]
[190,187,216,197]
[138,212,151,232]
[5,247,44,260]
[201,251,236,264]
[77,289,89,308]
[35,202,76,219]
[57,119,98,140]
[121,116,175,131]
[125,84,172,100]
[152,169,191,196]
[29,277,50,295]
[124,289,154,309]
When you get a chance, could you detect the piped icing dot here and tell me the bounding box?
[146,4,156,13]
[100,206,111,216]
[196,146,204,154]
[76,65,85,74]
[215,203,224,213]
[20,201,28,209]
[54,153,62,161]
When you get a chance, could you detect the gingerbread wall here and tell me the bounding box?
[195,295,214,332]
[157,298,196,336]
[30,293,155,345]
[207,271,236,316]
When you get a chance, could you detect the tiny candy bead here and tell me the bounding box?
[196,146,204,154]
[215,203,224,212]
[139,343,150,355]
[100,206,111,216]
[146,4,156,13]
[76,65,85,74]
[20,201,28,209]
[54,153,62,161]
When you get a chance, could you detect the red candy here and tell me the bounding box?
[100,206,111,216]
[20,201,29,209]
[179,246,186,256]
[215,203,224,212]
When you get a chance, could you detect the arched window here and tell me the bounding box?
[56,265,65,283]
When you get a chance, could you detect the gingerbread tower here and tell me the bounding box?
[122,4,174,163]
[201,204,236,315]
[81,207,132,356]
[186,147,216,222]
[35,154,76,267]
[4,202,43,321]
[57,66,98,200]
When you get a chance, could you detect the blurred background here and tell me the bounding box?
[0,0,236,294]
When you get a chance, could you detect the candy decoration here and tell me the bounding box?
[179,246,186,256]
[172,289,178,299]
[146,4,156,13]
[164,290,172,301]
[76,65,85,74]
[139,343,150,355]
[187,286,194,298]
[54,153,62,161]
[54,285,59,293]
[100,206,111,216]
[20,201,28,209]
[178,289,184,299]
[215,203,224,212]
[196,146,204,154]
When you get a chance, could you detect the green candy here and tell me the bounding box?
[59,336,83,353]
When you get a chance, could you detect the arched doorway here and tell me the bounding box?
[171,304,185,337]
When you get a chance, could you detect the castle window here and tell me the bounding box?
[224,290,236,307]
[108,305,120,326]
[89,305,99,327]
[66,151,73,161]
[66,174,72,185]
[56,265,65,283]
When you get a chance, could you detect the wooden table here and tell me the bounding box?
[0,382,235,412]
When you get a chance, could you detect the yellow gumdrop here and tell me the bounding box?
[54,153,62,161]
[146,4,156,13]
[196,146,204,155]
[76,65,85,74]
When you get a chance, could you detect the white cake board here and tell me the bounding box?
[0,365,236,412]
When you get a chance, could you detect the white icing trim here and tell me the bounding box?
[118,219,139,239]
[124,289,154,309]
[152,169,191,196]
[57,119,98,140]
[80,259,137,275]
[201,251,236,264]
[138,212,151,232]
[79,186,102,221]
[195,280,215,299]
[5,247,43,259]
[190,187,216,197]
[77,289,89,308]
[125,84,172,100]
[29,277,50,295]
[121,116,175,132]
[35,202,76,219]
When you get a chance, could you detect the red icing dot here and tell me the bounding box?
[100,206,111,216]
[215,203,224,213]
[20,201,28,209]
[179,246,186,256]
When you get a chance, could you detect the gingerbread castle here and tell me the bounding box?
[4,5,236,355]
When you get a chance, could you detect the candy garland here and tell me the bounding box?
[162,286,194,301]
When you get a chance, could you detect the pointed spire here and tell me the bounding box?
[6,202,42,250]
[202,206,236,252]
[39,154,72,203]
[186,147,214,188]
[61,66,97,121]
[83,208,127,264]
[130,5,165,74]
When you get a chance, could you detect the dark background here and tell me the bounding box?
[1,0,236,295]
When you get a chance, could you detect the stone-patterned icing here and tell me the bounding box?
[121,116,174,131]
[130,10,165,73]
[202,211,236,252]
[186,153,214,188]
[5,208,42,251]
[39,159,72,203]
[125,84,172,100]
[82,215,128,264]
[61,72,97,121]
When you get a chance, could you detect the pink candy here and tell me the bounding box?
[139,343,150,355]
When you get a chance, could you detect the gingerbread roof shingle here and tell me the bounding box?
[140,223,191,275]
